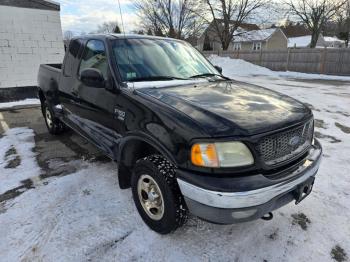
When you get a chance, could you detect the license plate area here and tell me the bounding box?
[294,177,315,204]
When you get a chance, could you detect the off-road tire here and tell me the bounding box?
[42,101,65,135]
[131,155,188,234]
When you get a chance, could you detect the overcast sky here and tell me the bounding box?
[55,0,138,35]
[55,0,286,35]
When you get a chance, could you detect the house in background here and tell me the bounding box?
[197,19,260,51]
[288,35,326,48]
[232,28,288,51]
[323,36,346,48]
[0,0,65,101]
[280,22,311,38]
[281,23,345,49]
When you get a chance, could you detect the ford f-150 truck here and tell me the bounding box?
[38,34,322,234]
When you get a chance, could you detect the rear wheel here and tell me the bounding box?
[42,101,65,135]
[131,155,188,234]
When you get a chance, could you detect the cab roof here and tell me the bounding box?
[73,34,185,43]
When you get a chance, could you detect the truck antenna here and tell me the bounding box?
[117,0,126,37]
[117,0,135,92]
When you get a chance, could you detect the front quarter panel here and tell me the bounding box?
[117,89,209,167]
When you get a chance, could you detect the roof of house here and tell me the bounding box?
[280,23,311,38]
[0,0,60,11]
[233,28,279,42]
[288,35,312,47]
[210,19,260,31]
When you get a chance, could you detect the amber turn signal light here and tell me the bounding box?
[191,143,219,167]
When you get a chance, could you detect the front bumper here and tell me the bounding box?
[177,139,322,224]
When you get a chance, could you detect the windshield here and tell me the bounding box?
[111,38,219,82]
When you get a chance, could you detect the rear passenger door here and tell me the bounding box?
[72,39,121,158]
[59,38,85,128]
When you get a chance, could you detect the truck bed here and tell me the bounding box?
[37,64,62,103]
[40,63,62,72]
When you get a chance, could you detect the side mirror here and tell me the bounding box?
[214,65,223,74]
[80,68,105,88]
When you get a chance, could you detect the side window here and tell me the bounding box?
[252,42,262,51]
[63,39,83,76]
[233,42,241,51]
[79,40,108,79]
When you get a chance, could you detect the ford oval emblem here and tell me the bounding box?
[289,136,301,147]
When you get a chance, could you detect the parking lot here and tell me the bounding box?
[0,75,349,261]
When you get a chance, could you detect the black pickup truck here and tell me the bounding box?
[38,34,322,234]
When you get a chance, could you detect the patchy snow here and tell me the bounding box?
[0,99,40,109]
[1,60,350,261]
[209,55,350,81]
[288,35,312,48]
[0,128,41,195]
[233,28,277,42]
[324,36,344,43]
[210,55,275,77]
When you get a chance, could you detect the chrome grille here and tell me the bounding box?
[258,121,313,166]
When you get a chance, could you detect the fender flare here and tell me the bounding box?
[117,132,177,166]
[116,132,178,189]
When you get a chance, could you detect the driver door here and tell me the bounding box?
[73,39,120,158]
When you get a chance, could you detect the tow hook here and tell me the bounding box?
[261,212,273,221]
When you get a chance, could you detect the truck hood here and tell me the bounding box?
[137,80,312,137]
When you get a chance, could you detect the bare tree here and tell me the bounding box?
[134,0,205,39]
[287,0,347,48]
[64,30,74,41]
[147,28,153,35]
[336,1,350,47]
[96,21,122,34]
[203,0,266,50]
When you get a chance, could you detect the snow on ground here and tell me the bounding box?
[0,128,41,195]
[288,35,312,48]
[210,55,350,81]
[0,99,40,109]
[1,59,350,261]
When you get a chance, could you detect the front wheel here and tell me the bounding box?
[131,155,188,234]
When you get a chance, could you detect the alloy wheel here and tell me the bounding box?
[137,174,165,221]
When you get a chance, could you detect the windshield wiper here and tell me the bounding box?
[128,76,187,82]
[189,73,229,80]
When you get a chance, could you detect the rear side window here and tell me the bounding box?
[63,39,83,76]
[69,40,81,58]
[79,40,108,79]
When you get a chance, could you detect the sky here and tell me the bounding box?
[55,0,139,35]
[54,0,286,36]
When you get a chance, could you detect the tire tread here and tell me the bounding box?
[135,155,188,232]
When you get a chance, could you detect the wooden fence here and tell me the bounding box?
[202,48,350,76]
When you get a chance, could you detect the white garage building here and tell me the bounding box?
[0,0,65,101]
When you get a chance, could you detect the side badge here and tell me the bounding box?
[114,108,126,121]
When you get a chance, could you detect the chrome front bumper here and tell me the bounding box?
[177,142,322,210]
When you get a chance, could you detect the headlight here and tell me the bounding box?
[191,142,254,168]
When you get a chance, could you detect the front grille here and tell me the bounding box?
[258,120,313,166]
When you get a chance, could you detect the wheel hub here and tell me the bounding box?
[148,190,159,201]
[137,174,164,221]
[45,107,53,128]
